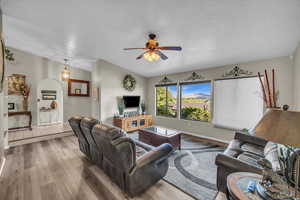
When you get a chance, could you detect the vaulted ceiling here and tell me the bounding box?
[2,0,300,77]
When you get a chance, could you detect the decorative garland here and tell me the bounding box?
[5,48,15,61]
[123,74,136,91]
[223,65,252,78]
[185,72,204,81]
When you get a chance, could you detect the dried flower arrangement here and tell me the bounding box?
[21,84,31,111]
[258,69,279,108]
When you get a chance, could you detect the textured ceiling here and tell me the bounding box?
[2,0,300,77]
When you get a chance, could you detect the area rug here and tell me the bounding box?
[129,133,225,200]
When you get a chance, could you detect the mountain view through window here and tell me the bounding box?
[180,82,211,122]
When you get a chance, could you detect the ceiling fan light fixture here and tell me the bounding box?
[143,51,160,62]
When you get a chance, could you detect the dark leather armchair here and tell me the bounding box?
[215,132,281,193]
[92,123,173,197]
[69,116,91,158]
[80,117,102,167]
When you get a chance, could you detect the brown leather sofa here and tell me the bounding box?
[215,132,282,193]
[69,116,91,158]
[80,117,102,167]
[69,116,173,196]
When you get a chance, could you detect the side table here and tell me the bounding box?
[8,111,32,130]
[227,172,263,200]
[227,172,299,200]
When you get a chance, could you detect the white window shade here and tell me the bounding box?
[213,77,264,130]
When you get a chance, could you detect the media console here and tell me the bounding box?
[113,115,153,132]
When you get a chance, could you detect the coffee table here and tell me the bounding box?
[138,126,182,150]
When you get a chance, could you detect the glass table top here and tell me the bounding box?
[142,126,179,136]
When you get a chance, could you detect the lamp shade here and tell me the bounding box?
[251,109,300,147]
[61,66,70,81]
[61,59,70,81]
[143,51,160,62]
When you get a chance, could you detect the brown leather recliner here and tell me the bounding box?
[69,116,91,158]
[215,132,282,194]
[92,123,173,197]
[80,117,102,167]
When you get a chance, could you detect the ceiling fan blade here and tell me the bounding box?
[124,48,146,50]
[136,51,148,60]
[156,50,168,60]
[158,46,182,51]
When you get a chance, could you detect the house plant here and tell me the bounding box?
[118,100,125,117]
[141,101,146,114]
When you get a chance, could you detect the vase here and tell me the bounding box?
[50,101,58,109]
[22,99,28,111]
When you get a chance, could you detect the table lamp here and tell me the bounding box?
[251,106,300,199]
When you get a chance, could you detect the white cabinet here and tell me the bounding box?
[39,109,59,125]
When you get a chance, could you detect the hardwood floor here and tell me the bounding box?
[0,136,195,200]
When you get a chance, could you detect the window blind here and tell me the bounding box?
[213,77,264,130]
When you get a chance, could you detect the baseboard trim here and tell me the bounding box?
[0,157,6,177]
[9,131,74,147]
[9,129,72,143]
[183,133,229,147]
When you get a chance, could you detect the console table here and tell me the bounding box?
[113,115,152,132]
[8,111,32,131]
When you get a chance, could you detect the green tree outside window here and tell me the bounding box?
[156,85,177,118]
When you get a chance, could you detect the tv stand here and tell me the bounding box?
[113,115,152,132]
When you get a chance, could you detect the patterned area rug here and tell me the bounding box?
[129,133,225,200]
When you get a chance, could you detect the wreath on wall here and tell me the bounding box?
[123,74,136,91]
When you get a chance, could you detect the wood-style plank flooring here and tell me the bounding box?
[0,136,195,200]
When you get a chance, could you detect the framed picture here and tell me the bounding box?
[42,94,56,100]
[68,79,90,97]
[0,38,5,93]
[75,89,81,94]
[8,103,15,111]
[8,74,26,95]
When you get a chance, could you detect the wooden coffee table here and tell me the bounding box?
[138,126,182,150]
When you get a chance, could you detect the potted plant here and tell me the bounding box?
[141,101,146,115]
[118,100,125,117]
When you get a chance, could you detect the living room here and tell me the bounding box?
[1,1,300,200]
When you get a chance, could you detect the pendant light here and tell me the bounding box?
[61,58,70,81]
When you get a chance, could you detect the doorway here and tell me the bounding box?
[37,79,63,126]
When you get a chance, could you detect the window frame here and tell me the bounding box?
[179,80,213,122]
[155,83,178,118]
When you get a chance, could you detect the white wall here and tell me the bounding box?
[91,63,101,120]
[93,59,147,124]
[6,48,92,126]
[147,56,294,141]
[293,42,300,110]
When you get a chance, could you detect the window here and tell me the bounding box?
[213,77,264,130]
[156,85,177,118]
[180,81,212,122]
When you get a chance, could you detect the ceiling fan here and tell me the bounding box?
[123,34,182,62]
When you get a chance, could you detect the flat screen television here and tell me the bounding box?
[123,96,140,108]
